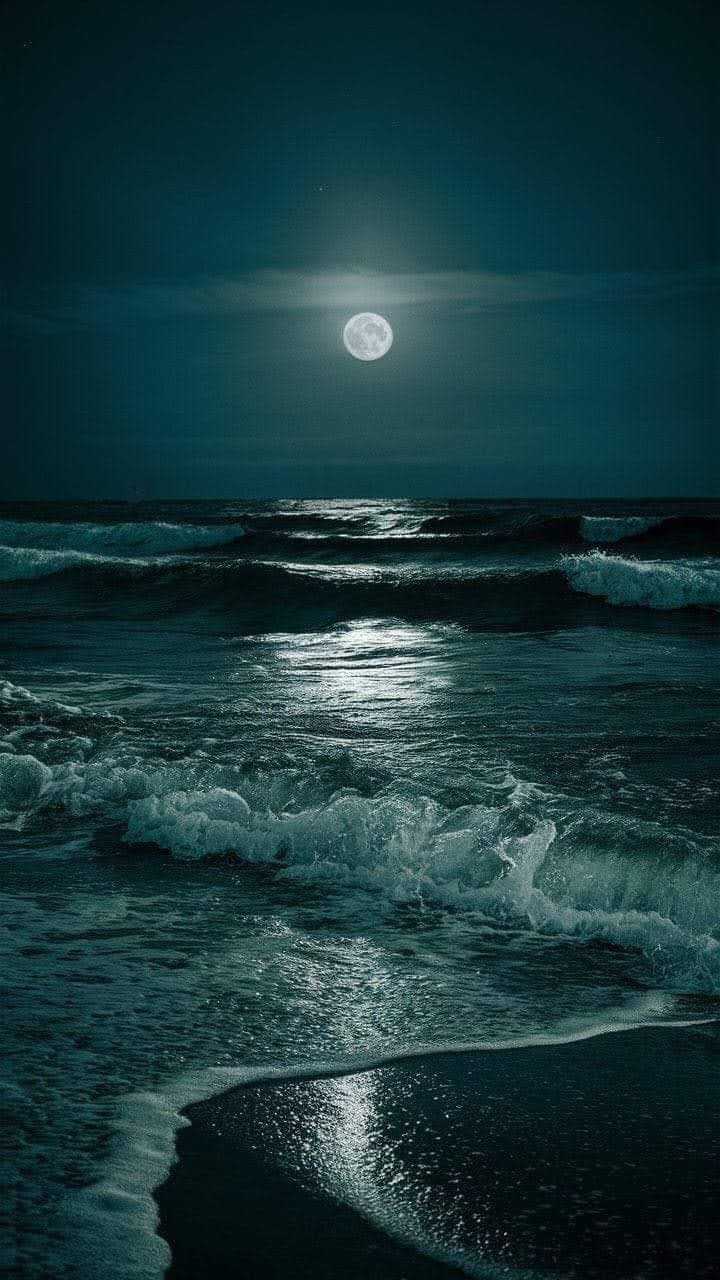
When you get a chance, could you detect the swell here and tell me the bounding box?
[419,511,720,552]
[419,512,579,541]
[2,511,718,560]
[3,547,719,622]
[235,512,720,556]
[0,518,244,556]
[242,513,720,556]
[580,513,720,550]
[0,551,592,634]
[0,545,560,595]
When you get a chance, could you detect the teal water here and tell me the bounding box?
[1,499,719,1278]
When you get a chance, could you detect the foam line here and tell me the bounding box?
[62,1015,717,1280]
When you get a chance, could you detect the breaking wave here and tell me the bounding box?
[564,552,720,612]
[2,745,719,993]
[5,545,720,625]
[1,511,717,562]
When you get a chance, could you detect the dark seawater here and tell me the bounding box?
[1,498,719,1279]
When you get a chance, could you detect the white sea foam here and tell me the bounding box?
[0,752,51,810]
[62,1013,717,1280]
[580,516,661,543]
[564,551,720,610]
[0,676,83,716]
[6,748,720,992]
[1,677,45,706]
[0,518,242,555]
[122,785,720,991]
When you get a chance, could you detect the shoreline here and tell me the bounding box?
[57,1015,716,1280]
[154,1020,720,1280]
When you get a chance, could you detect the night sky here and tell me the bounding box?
[2,0,718,498]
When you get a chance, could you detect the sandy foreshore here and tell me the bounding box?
[155,1022,720,1279]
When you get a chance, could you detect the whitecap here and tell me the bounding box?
[563,551,720,610]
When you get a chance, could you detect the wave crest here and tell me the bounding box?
[0,519,242,556]
[580,516,661,543]
[564,552,720,611]
[580,514,720,549]
[3,746,719,992]
[0,544,162,582]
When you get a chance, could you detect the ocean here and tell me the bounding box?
[1,498,719,1279]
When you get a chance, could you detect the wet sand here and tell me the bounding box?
[156,1023,720,1279]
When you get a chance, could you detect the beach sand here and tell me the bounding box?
[156,1022,720,1279]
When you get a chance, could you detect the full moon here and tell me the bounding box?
[343,312,393,361]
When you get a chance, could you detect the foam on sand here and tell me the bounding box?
[62,1016,718,1280]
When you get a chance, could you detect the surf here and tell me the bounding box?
[564,551,720,611]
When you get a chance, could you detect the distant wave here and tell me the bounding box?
[4,545,720,624]
[580,516,661,543]
[2,746,718,993]
[0,519,243,556]
[417,512,580,541]
[564,552,720,612]
[0,543,556,594]
[238,511,380,537]
[0,544,157,582]
[0,547,571,634]
[1,512,718,561]
[415,511,720,551]
[580,514,720,549]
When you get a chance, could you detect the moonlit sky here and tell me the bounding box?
[2,0,718,498]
